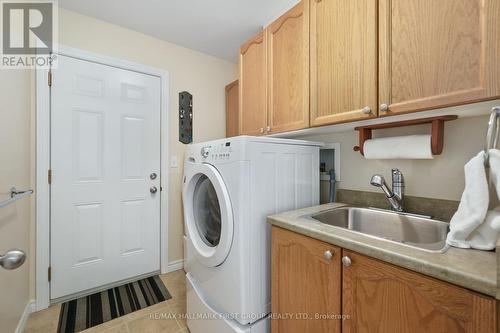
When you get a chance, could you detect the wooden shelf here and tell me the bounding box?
[353,115,458,155]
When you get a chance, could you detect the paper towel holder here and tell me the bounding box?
[353,115,458,156]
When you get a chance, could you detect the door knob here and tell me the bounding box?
[323,250,333,260]
[150,173,157,180]
[0,249,26,270]
[150,186,158,194]
[342,256,352,267]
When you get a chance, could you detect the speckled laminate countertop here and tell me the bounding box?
[268,202,497,297]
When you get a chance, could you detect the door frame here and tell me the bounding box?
[35,45,170,311]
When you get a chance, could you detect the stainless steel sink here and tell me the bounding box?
[310,207,449,252]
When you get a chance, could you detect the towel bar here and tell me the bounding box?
[484,106,500,167]
[0,187,34,209]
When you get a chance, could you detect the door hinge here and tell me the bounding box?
[48,266,51,281]
[48,71,52,87]
[48,169,52,184]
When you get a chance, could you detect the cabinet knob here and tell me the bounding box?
[323,250,333,260]
[380,103,389,112]
[260,128,264,133]
[361,106,372,115]
[266,126,271,132]
[342,256,352,267]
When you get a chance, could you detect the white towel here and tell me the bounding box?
[446,149,500,250]
[468,208,500,250]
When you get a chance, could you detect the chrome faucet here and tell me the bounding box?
[370,169,405,212]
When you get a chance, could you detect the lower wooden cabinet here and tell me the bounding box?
[271,226,497,333]
[342,250,496,333]
[271,226,341,333]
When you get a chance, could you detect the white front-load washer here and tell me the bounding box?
[182,136,321,333]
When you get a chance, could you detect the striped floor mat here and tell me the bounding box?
[57,275,171,333]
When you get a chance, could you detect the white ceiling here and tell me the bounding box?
[59,0,299,62]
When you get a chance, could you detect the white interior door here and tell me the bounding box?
[50,55,161,299]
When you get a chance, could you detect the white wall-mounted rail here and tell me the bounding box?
[0,187,34,209]
[485,106,500,167]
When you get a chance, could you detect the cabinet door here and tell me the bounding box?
[239,31,267,135]
[267,0,309,134]
[271,227,341,333]
[342,250,497,333]
[310,0,377,126]
[379,0,500,116]
[225,80,239,137]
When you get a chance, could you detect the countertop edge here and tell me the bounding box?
[268,215,497,298]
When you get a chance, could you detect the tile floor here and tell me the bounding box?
[25,270,188,333]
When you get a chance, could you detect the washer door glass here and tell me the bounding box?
[183,162,233,267]
[193,175,221,247]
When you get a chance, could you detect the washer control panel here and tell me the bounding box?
[200,141,233,161]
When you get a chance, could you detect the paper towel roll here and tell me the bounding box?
[363,134,434,159]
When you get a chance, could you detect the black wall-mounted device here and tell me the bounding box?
[179,91,193,144]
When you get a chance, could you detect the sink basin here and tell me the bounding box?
[310,207,450,252]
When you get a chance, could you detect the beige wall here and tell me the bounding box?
[0,70,33,332]
[298,114,490,201]
[57,9,237,263]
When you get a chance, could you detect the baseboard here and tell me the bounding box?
[167,259,184,272]
[15,300,35,333]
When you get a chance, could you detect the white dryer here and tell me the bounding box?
[182,136,321,333]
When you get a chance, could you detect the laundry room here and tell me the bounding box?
[0,1,499,333]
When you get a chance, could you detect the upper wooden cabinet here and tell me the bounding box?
[239,0,500,134]
[272,227,341,333]
[225,80,239,137]
[342,250,497,333]
[379,0,500,116]
[267,0,310,134]
[239,31,267,136]
[310,0,378,126]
